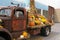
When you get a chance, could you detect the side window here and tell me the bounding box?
[15,11,24,18]
[0,9,11,16]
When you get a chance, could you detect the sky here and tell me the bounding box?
[0,0,60,9]
[12,0,60,9]
[13,0,48,10]
[14,0,60,9]
[35,0,60,9]
[0,0,48,10]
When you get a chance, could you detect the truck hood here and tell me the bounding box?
[0,17,11,20]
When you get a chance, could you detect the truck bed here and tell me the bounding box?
[27,24,46,29]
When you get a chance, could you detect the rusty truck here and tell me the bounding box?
[0,0,54,40]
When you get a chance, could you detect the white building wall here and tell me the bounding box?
[54,9,60,22]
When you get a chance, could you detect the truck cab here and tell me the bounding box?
[0,6,27,40]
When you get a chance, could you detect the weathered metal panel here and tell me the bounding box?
[48,6,55,23]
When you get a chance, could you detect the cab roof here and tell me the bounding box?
[0,6,25,10]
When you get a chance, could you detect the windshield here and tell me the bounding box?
[0,9,11,16]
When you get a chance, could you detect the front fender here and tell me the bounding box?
[0,28,13,40]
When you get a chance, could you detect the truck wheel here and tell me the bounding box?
[0,31,12,40]
[0,37,5,40]
[40,25,51,36]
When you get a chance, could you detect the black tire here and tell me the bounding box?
[40,25,51,36]
[0,31,12,40]
[0,37,5,40]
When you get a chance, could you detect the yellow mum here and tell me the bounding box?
[39,15,47,22]
[23,31,28,38]
[41,19,47,23]
[35,18,41,25]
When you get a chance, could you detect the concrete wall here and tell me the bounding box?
[54,9,60,22]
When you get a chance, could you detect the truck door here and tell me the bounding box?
[12,9,26,31]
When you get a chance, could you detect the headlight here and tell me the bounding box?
[0,19,2,26]
[0,19,2,22]
[0,19,3,28]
